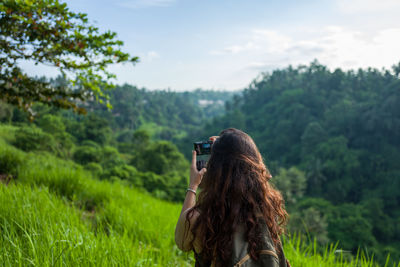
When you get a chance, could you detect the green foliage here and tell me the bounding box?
[361,198,395,243]
[132,128,151,147]
[328,204,377,252]
[13,125,57,152]
[116,128,135,142]
[81,113,112,145]
[101,164,138,183]
[289,207,329,244]
[100,145,125,169]
[0,147,24,177]
[311,136,361,203]
[0,100,13,123]
[81,139,101,148]
[289,198,332,245]
[0,124,17,144]
[84,162,103,176]
[272,167,306,206]
[65,113,112,145]
[73,145,101,165]
[135,171,187,202]
[36,114,75,157]
[90,85,235,147]
[36,114,66,134]
[73,144,123,166]
[131,140,188,175]
[67,127,188,202]
[0,0,138,118]
[301,121,327,157]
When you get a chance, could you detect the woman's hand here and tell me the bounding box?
[209,136,219,142]
[189,136,218,190]
[189,150,206,190]
[175,136,217,251]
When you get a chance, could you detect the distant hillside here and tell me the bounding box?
[87,85,238,158]
[89,85,237,135]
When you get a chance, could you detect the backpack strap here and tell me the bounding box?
[259,250,279,259]
[234,249,279,267]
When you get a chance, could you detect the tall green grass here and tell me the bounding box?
[0,184,191,266]
[0,141,192,266]
[0,126,398,266]
[283,234,398,267]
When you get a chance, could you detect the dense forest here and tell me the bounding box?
[1,61,399,265]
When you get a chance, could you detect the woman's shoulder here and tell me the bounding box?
[185,208,203,254]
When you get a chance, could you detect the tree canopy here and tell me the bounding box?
[0,0,138,118]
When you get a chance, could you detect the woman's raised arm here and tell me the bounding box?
[174,150,206,251]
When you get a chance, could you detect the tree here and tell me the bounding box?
[36,114,65,134]
[81,113,111,145]
[131,140,188,175]
[73,145,100,165]
[0,101,14,123]
[13,125,57,152]
[0,0,138,119]
[271,167,307,206]
[288,207,329,244]
[328,204,376,252]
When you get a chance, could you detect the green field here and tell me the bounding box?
[0,126,398,266]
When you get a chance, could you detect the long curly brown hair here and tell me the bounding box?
[186,128,288,266]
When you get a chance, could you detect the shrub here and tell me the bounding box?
[36,114,66,135]
[100,146,125,169]
[81,140,101,148]
[73,146,101,165]
[116,129,135,143]
[131,140,187,175]
[53,131,75,158]
[0,148,25,177]
[13,126,57,152]
[85,162,103,177]
[102,164,139,183]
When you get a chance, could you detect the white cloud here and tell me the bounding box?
[210,29,291,55]
[118,0,176,9]
[211,26,400,74]
[336,0,400,14]
[315,27,400,69]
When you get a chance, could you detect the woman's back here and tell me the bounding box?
[175,128,289,267]
[194,220,289,267]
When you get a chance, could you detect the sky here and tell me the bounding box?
[21,0,400,91]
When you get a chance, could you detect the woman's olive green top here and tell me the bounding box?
[194,223,289,267]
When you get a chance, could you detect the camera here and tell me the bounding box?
[194,141,213,155]
[194,141,213,171]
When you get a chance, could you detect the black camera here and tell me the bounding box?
[194,141,213,171]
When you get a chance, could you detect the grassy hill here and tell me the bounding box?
[0,125,396,266]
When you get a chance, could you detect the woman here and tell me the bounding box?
[175,128,289,267]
